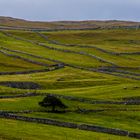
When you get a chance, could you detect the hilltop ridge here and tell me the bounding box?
[0,16,140,30]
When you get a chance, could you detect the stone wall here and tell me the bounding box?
[1,32,140,81]
[0,92,140,105]
[0,25,140,31]
[37,32,140,56]
[0,112,140,139]
[0,50,50,66]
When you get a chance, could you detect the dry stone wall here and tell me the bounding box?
[0,112,140,139]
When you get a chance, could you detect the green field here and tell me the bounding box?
[0,27,140,140]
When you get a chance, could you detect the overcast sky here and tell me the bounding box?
[0,0,140,21]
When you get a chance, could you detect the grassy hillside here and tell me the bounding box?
[0,24,140,140]
[0,119,136,140]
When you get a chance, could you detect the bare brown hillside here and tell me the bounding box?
[0,16,140,30]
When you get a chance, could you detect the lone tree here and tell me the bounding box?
[39,95,67,112]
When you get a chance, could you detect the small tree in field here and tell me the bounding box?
[39,95,67,112]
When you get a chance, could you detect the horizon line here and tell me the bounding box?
[0,16,140,23]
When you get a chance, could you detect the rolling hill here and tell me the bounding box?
[0,17,140,140]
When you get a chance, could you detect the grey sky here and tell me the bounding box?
[0,0,140,21]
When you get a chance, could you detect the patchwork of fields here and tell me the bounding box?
[0,28,140,140]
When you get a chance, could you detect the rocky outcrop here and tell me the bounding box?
[0,81,41,89]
